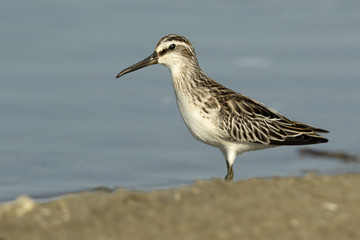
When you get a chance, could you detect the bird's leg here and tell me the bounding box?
[224,161,234,181]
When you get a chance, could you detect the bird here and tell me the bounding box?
[116,34,329,181]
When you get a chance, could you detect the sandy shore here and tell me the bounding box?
[0,173,359,240]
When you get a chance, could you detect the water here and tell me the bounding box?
[1,0,360,202]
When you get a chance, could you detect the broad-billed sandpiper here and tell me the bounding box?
[116,34,329,181]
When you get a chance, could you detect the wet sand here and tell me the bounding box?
[0,173,359,240]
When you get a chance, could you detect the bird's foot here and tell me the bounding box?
[225,162,234,182]
[224,172,234,182]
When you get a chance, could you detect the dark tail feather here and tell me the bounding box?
[291,121,330,134]
[270,133,328,145]
[270,122,329,145]
[312,127,329,133]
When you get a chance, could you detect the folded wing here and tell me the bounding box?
[218,94,329,145]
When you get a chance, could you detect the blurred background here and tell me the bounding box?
[1,0,359,202]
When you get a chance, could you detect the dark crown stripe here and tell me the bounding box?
[164,35,190,44]
[157,34,191,47]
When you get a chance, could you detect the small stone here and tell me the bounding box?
[321,202,338,211]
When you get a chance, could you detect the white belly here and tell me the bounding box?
[175,92,222,147]
[174,91,276,157]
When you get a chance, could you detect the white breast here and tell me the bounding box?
[174,91,222,147]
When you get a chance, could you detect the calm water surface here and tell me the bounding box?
[1,0,360,202]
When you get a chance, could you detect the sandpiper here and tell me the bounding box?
[116,34,329,181]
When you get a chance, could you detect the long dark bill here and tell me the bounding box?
[116,51,158,78]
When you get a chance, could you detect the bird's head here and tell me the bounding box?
[116,34,198,78]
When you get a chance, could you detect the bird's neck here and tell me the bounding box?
[169,62,206,94]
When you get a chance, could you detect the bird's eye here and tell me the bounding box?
[169,44,176,50]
